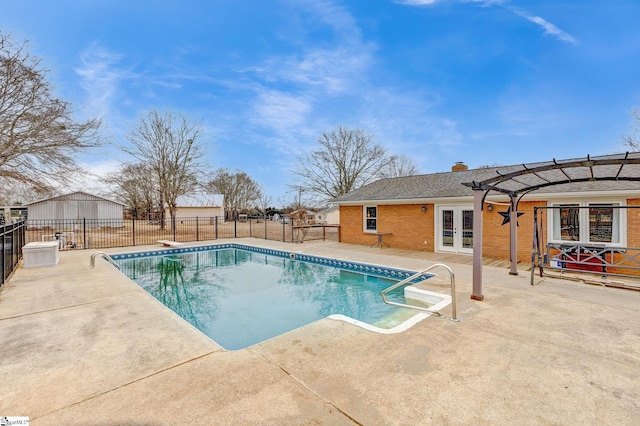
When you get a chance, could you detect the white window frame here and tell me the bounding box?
[547,201,626,247]
[363,205,378,233]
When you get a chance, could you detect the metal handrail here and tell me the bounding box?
[381,263,458,322]
[90,251,120,270]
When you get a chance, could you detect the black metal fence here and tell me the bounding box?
[25,217,339,250]
[1,219,26,287]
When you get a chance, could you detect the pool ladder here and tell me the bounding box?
[90,251,121,270]
[381,263,458,322]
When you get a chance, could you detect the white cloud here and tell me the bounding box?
[263,46,373,95]
[75,43,132,117]
[356,86,462,167]
[62,158,123,196]
[238,0,377,154]
[511,8,578,45]
[394,0,438,5]
[463,0,506,6]
[399,0,577,45]
[257,1,375,96]
[251,90,312,131]
[397,0,507,7]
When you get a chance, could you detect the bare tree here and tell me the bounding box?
[104,163,159,219]
[379,154,420,178]
[205,168,261,219]
[0,180,55,205]
[293,125,390,201]
[0,32,101,192]
[622,106,640,150]
[256,187,272,219]
[286,186,315,242]
[123,110,204,230]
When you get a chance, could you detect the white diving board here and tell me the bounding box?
[157,240,184,247]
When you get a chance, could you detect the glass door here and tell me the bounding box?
[442,208,454,248]
[438,206,473,253]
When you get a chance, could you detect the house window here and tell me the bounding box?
[589,205,618,243]
[551,202,621,245]
[557,204,580,241]
[364,206,377,232]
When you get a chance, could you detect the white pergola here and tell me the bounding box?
[462,152,640,300]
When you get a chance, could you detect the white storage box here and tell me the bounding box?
[23,241,60,268]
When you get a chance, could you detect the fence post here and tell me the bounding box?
[282,220,285,242]
[2,220,26,287]
[172,216,177,241]
[249,218,252,237]
[234,218,237,238]
[215,216,218,239]
[83,218,87,248]
[132,218,136,246]
[196,216,199,241]
[1,226,5,285]
[265,217,267,240]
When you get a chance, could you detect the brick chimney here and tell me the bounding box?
[451,161,468,172]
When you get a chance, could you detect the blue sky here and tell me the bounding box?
[3,0,640,203]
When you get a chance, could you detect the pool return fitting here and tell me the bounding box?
[381,263,458,322]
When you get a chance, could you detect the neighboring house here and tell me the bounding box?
[26,191,124,228]
[333,158,640,271]
[166,193,224,223]
[289,209,317,224]
[315,205,340,225]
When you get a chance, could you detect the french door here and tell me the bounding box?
[437,206,474,254]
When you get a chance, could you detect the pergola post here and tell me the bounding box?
[509,194,518,275]
[471,189,484,300]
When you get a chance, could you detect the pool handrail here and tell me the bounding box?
[381,263,458,322]
[90,251,121,270]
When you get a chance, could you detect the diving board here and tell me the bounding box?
[157,240,184,247]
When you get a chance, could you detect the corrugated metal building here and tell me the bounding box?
[166,193,225,223]
[26,191,124,228]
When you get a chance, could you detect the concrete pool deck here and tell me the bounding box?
[1,238,639,425]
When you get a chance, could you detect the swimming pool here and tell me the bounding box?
[113,244,450,350]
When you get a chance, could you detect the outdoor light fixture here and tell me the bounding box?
[421,205,428,212]
[487,204,493,212]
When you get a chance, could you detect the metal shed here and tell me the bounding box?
[26,191,124,228]
[168,193,225,223]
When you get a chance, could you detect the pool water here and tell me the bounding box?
[115,247,436,350]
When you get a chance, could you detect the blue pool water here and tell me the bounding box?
[114,245,434,350]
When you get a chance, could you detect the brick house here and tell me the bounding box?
[333,158,640,274]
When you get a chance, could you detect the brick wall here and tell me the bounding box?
[341,200,640,274]
[339,204,434,251]
[481,200,546,263]
[626,198,640,247]
[340,201,544,263]
[608,198,640,276]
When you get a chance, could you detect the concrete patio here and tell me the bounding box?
[1,238,639,425]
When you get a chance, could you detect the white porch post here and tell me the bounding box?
[471,189,484,300]
[509,194,518,276]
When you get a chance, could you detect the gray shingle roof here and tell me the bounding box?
[333,167,499,202]
[334,154,640,203]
